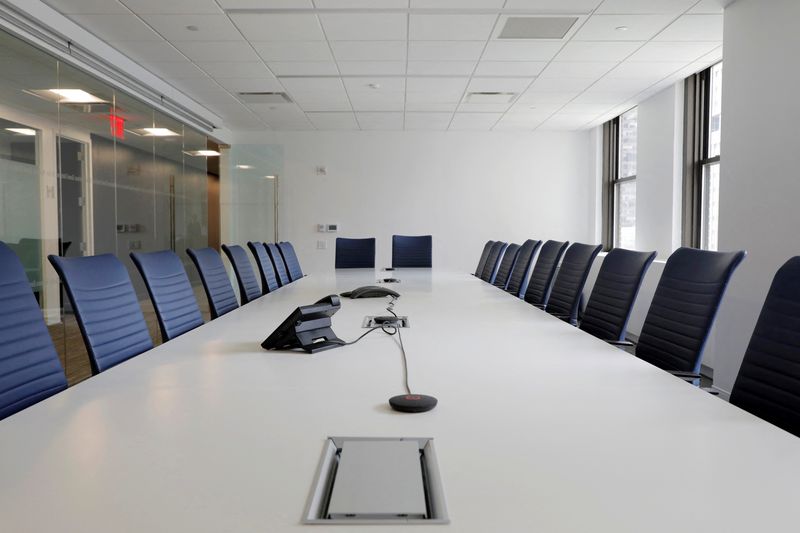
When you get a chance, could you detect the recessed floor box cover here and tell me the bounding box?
[362,315,410,328]
[303,437,449,525]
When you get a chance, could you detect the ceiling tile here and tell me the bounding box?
[539,114,597,130]
[493,114,547,131]
[572,14,675,41]
[571,90,636,104]
[687,0,724,14]
[109,40,187,63]
[502,0,602,12]
[215,77,284,92]
[467,77,533,93]
[409,15,497,41]
[528,77,596,91]
[44,0,128,14]
[280,77,346,93]
[412,0,504,6]
[408,41,485,61]
[482,41,563,61]
[556,41,644,61]
[356,112,404,130]
[458,102,513,112]
[290,94,352,112]
[349,92,406,111]
[330,41,407,61]
[516,89,581,104]
[404,112,452,130]
[406,92,463,104]
[172,41,260,62]
[307,112,359,130]
[474,61,547,77]
[319,14,407,41]
[449,112,502,130]
[596,0,696,14]
[69,14,161,41]
[627,41,720,61]
[140,14,243,41]
[559,102,612,114]
[230,14,325,41]
[120,0,223,13]
[337,61,406,75]
[539,61,617,78]
[405,102,458,112]
[407,61,476,76]
[267,61,339,75]
[219,0,313,6]
[507,101,561,113]
[590,76,652,92]
[314,0,408,7]
[149,61,209,79]
[197,61,274,78]
[654,15,723,41]
[607,61,685,79]
[406,77,469,95]
[343,77,406,92]
[252,41,332,62]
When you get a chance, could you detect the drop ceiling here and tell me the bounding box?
[42,0,725,132]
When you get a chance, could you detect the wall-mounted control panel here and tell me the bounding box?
[317,224,339,233]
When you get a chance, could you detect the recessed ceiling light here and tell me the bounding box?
[236,164,254,169]
[129,127,181,137]
[615,26,629,31]
[264,175,276,179]
[49,89,105,103]
[186,25,199,31]
[5,127,36,136]
[183,150,220,157]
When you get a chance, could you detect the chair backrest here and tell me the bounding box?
[474,240,495,276]
[247,241,279,293]
[524,240,569,306]
[506,239,542,298]
[492,243,521,289]
[265,243,290,286]
[278,242,304,281]
[0,242,67,420]
[635,247,746,373]
[392,235,432,268]
[222,244,262,305]
[48,253,153,375]
[546,243,603,323]
[730,257,800,437]
[186,247,239,319]
[130,250,204,342]
[480,241,508,283]
[579,248,656,341]
[335,237,376,269]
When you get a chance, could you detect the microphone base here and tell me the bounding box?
[389,394,438,413]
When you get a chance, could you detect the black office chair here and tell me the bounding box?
[523,240,569,307]
[265,243,291,286]
[247,241,279,294]
[578,248,656,342]
[278,242,304,281]
[222,244,262,305]
[545,243,602,324]
[728,257,800,437]
[492,243,521,289]
[505,239,542,298]
[610,247,746,378]
[392,235,432,268]
[187,247,239,319]
[480,241,507,283]
[474,240,495,276]
[335,237,376,269]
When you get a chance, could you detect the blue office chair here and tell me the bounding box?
[130,250,204,342]
[545,243,603,324]
[48,253,154,375]
[578,248,656,341]
[505,239,542,298]
[0,242,67,420]
[187,247,239,319]
[492,243,521,289]
[265,243,290,286]
[480,242,508,283]
[335,237,376,269]
[392,235,432,268]
[613,247,746,376]
[729,257,800,437]
[474,241,495,276]
[523,240,569,306]
[222,244,262,305]
[247,241,279,294]
[278,242,304,281]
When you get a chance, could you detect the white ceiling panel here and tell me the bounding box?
[140,14,243,41]
[356,112,404,130]
[590,76,654,92]
[343,77,405,92]
[406,77,469,95]
[539,114,598,129]
[503,0,602,12]
[148,61,209,79]
[349,92,406,111]
[267,61,339,75]
[119,0,223,14]
[109,40,187,63]
[44,0,128,14]
[409,15,498,41]
[654,15,723,41]
[539,61,618,78]
[197,61,275,78]
[307,112,359,130]
[69,14,161,41]
[405,91,463,104]
[506,101,561,113]
[556,41,643,61]
[688,0,724,14]
[482,41,563,61]
[252,41,333,62]
[314,0,408,7]
[627,41,720,61]
[407,61,476,76]
[290,96,352,112]
[529,77,596,92]
[219,0,313,7]
[474,61,547,77]
[230,14,325,42]
[404,112,452,130]
[337,61,406,75]
[608,61,685,79]
[516,90,582,104]
[450,113,502,130]
[280,77,346,93]
[408,41,485,61]
[405,102,458,112]
[215,77,284,92]
[596,0,696,14]
[467,77,533,93]
[330,41,407,61]
[412,0,504,7]
[172,41,260,62]
[570,90,636,104]
[573,14,674,41]
[559,102,612,114]
[458,102,514,113]
[319,14,408,41]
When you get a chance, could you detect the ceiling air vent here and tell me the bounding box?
[465,92,517,104]
[499,17,578,39]
[238,92,293,104]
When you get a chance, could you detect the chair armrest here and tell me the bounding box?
[669,370,702,380]
[606,339,635,347]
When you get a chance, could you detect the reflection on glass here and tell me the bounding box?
[708,62,723,159]
[618,107,638,179]
[615,180,636,250]
[701,163,720,252]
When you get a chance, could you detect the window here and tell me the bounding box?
[683,62,722,250]
[602,107,638,250]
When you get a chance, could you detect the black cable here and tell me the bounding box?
[330,326,383,346]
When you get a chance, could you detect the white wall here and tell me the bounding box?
[708,0,800,394]
[232,130,594,274]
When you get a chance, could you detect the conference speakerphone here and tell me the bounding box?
[303,437,449,525]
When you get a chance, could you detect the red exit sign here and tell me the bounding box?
[108,113,125,139]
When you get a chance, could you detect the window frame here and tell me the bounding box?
[601,107,638,251]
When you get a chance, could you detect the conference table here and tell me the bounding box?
[2,269,800,532]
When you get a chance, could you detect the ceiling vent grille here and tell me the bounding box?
[498,17,578,39]
[465,92,518,104]
[238,92,293,104]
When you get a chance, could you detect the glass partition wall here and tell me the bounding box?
[0,29,220,385]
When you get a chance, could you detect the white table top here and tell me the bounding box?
[2,270,800,532]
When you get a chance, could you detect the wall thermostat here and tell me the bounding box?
[327,224,338,232]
